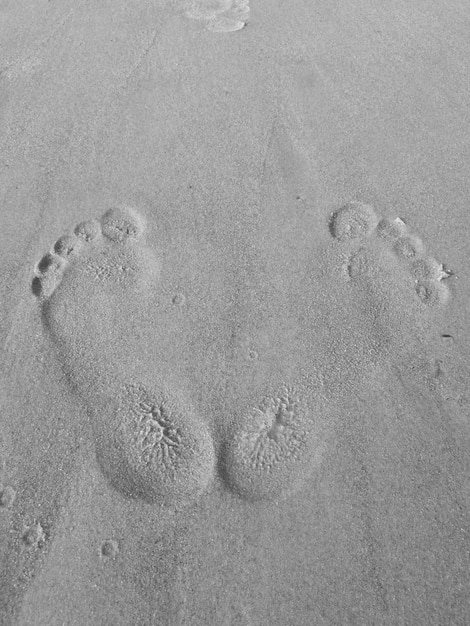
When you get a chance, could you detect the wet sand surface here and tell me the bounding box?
[1,1,470,624]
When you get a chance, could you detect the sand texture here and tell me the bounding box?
[1,0,470,624]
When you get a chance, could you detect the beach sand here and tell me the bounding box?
[1,0,469,624]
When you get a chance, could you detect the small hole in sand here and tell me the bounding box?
[22,521,46,548]
[100,539,119,558]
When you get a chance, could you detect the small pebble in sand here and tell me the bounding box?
[206,16,246,32]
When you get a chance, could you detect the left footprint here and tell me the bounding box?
[32,206,215,508]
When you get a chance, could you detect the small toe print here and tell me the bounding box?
[185,0,231,19]
[227,5,250,19]
[36,253,65,275]
[33,253,66,298]
[330,202,379,242]
[410,257,448,282]
[393,234,425,260]
[74,219,102,242]
[344,247,383,280]
[345,248,369,279]
[101,207,146,244]
[206,16,246,31]
[31,276,43,297]
[376,217,407,241]
[184,0,249,31]
[415,280,450,307]
[53,234,83,258]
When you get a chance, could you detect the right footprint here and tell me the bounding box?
[223,201,452,504]
[330,201,452,309]
[223,386,325,503]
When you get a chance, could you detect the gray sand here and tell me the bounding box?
[1,0,470,624]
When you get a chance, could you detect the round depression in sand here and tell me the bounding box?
[94,383,215,508]
[224,387,324,503]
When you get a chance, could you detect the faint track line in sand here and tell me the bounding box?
[0,4,82,80]
[121,26,161,92]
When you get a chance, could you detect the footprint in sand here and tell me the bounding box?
[32,206,215,508]
[183,0,250,33]
[223,386,325,503]
[330,201,452,307]
[0,485,16,509]
[223,201,452,503]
